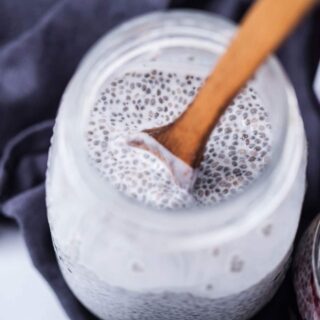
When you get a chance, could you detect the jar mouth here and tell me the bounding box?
[56,10,304,248]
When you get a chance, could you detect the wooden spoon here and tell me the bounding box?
[145,0,316,168]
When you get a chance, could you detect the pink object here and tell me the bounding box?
[294,214,320,320]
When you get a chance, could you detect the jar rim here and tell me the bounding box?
[55,10,305,248]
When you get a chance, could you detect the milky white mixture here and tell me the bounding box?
[86,69,272,209]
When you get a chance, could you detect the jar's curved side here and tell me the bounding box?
[46,114,306,311]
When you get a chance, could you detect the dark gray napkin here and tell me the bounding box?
[0,1,319,319]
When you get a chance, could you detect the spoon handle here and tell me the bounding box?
[153,0,315,167]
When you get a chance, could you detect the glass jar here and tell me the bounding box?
[46,10,307,320]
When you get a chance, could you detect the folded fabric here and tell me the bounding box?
[0,1,319,319]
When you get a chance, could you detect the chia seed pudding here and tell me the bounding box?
[86,64,271,209]
[46,11,307,320]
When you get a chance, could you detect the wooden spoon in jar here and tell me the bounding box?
[145,0,316,169]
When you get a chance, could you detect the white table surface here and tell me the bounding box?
[0,223,69,320]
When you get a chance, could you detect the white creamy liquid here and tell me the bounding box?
[86,64,272,209]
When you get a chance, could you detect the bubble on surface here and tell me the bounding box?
[230,256,244,273]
